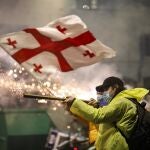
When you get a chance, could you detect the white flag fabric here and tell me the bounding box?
[0,15,115,79]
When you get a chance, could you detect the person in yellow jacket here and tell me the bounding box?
[64,76,149,150]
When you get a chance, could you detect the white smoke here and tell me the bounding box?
[54,62,121,99]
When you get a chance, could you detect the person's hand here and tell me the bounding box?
[88,98,98,108]
[63,96,76,110]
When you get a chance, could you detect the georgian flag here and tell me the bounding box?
[0,15,115,79]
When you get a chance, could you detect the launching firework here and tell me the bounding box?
[23,93,66,101]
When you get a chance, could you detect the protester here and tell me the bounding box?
[64,76,149,150]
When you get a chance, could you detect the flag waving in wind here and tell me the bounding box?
[0,15,115,79]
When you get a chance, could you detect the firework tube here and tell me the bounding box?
[23,93,89,103]
[23,93,66,101]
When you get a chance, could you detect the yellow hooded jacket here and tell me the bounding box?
[70,88,149,150]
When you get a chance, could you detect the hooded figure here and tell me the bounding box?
[65,76,149,150]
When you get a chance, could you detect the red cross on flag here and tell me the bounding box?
[0,15,115,79]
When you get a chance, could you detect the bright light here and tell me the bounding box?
[38,99,47,104]
[13,69,17,72]
[8,70,13,76]
[19,70,22,74]
[67,125,71,129]
[82,5,90,9]
[52,107,57,111]
[13,74,18,78]
[21,67,25,71]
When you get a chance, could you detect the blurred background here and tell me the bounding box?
[0,0,150,150]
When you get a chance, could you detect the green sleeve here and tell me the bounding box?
[70,99,123,124]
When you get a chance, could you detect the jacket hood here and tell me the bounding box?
[116,88,149,102]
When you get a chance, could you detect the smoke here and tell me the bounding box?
[1,0,150,132]
[1,0,149,106]
[0,0,123,107]
[0,48,121,107]
[54,62,121,99]
[0,0,74,28]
